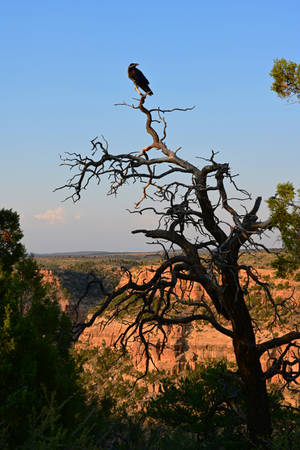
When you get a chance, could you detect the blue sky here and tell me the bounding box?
[1,1,299,253]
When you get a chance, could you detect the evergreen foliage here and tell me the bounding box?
[0,209,86,447]
[270,58,300,101]
[268,183,300,276]
[146,360,300,449]
[0,209,25,272]
[146,360,247,448]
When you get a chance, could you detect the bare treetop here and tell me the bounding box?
[57,94,270,249]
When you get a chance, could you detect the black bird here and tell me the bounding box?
[128,63,153,96]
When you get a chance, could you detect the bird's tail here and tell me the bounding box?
[147,90,153,96]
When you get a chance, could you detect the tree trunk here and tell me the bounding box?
[223,273,272,446]
[233,328,271,446]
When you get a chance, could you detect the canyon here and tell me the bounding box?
[40,263,300,402]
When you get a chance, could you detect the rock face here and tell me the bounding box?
[40,266,236,372]
[40,269,70,313]
[40,268,103,321]
[40,265,300,403]
[118,265,206,301]
[79,317,234,374]
[79,265,235,373]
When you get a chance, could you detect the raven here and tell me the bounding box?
[128,63,153,96]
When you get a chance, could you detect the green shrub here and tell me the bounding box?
[145,360,248,449]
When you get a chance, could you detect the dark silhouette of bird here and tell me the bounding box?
[128,63,153,96]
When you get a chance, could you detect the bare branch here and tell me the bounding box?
[257,332,300,356]
[57,91,297,441]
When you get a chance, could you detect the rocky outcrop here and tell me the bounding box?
[40,269,70,313]
[40,265,300,403]
[79,316,234,374]
[78,265,235,372]
[40,268,103,321]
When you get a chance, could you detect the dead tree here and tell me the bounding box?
[56,94,300,446]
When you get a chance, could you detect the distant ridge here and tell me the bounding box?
[35,251,108,257]
[34,248,279,258]
[34,250,161,257]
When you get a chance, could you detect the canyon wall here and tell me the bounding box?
[40,266,300,402]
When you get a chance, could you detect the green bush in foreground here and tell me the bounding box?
[146,360,247,449]
[145,360,300,449]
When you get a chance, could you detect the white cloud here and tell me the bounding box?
[34,207,66,225]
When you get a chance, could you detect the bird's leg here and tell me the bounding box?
[135,85,143,96]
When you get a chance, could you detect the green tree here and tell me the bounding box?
[0,208,25,272]
[269,58,300,274]
[270,58,300,101]
[0,209,85,447]
[268,182,300,277]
